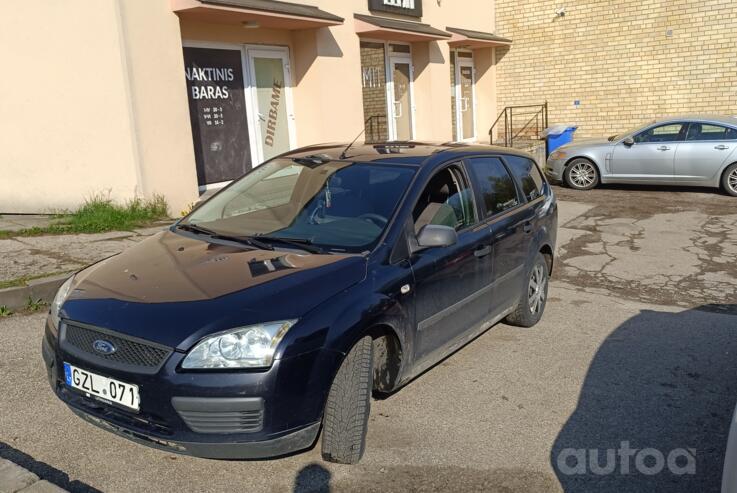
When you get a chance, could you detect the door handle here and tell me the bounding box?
[715,145,730,150]
[523,221,533,234]
[657,146,670,151]
[474,245,492,258]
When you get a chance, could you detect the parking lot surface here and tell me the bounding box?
[1,186,736,492]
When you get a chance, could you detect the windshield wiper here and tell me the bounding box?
[176,223,219,236]
[176,223,274,250]
[256,236,325,254]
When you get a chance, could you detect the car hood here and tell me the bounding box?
[560,137,613,149]
[61,230,367,349]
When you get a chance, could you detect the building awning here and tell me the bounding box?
[172,0,344,29]
[354,14,451,42]
[446,27,512,48]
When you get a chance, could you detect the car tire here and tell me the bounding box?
[505,252,549,328]
[722,163,737,197]
[564,158,599,190]
[321,336,373,464]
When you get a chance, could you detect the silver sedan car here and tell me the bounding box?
[545,115,737,196]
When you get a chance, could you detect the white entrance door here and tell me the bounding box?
[244,46,296,164]
[387,47,415,141]
[454,52,477,142]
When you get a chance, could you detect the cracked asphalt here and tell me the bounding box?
[554,184,737,314]
[1,185,736,492]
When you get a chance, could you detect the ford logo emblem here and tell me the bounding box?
[92,339,116,355]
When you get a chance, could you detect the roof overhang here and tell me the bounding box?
[354,14,451,42]
[446,27,512,48]
[171,0,344,30]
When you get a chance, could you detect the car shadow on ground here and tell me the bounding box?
[551,305,737,492]
[293,463,331,492]
[0,441,102,493]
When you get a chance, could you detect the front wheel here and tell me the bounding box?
[321,336,373,464]
[505,253,549,328]
[722,163,737,197]
[564,158,599,190]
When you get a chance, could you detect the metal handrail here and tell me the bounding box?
[489,102,548,148]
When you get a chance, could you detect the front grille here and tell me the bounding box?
[177,409,264,434]
[62,322,172,373]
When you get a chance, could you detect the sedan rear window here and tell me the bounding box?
[686,123,737,141]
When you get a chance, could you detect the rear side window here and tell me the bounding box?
[686,123,737,141]
[506,156,545,201]
[466,157,519,217]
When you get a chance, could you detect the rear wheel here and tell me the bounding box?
[722,163,737,197]
[564,158,599,190]
[321,336,373,464]
[505,253,549,328]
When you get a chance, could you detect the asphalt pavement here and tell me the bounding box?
[1,283,735,492]
[1,190,736,492]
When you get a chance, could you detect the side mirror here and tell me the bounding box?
[623,137,635,147]
[413,225,458,252]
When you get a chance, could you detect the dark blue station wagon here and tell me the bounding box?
[42,142,557,464]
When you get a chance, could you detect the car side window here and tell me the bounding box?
[412,165,477,233]
[634,123,687,143]
[505,156,545,201]
[466,157,520,218]
[686,123,737,141]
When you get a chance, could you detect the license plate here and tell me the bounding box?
[63,362,140,411]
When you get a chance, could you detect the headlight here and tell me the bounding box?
[182,320,297,369]
[550,150,568,160]
[50,276,74,330]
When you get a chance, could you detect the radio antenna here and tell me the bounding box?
[339,121,369,159]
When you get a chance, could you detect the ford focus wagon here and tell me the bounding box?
[42,142,557,464]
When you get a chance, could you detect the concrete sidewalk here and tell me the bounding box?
[0,215,58,233]
[0,458,67,492]
[0,224,170,310]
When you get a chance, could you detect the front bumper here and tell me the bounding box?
[544,158,564,182]
[69,406,320,459]
[42,318,336,459]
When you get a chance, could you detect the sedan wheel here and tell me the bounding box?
[723,163,737,197]
[564,159,599,190]
[730,170,737,193]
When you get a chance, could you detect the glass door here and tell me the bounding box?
[387,45,414,141]
[454,52,477,142]
[245,46,295,164]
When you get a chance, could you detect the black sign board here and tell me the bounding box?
[368,0,422,17]
[183,47,252,186]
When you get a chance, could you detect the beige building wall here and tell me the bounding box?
[1,0,499,214]
[495,0,737,138]
[0,0,200,214]
[0,0,141,214]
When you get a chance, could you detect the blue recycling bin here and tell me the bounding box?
[545,126,577,156]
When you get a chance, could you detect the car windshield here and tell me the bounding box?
[181,158,416,253]
[608,120,656,141]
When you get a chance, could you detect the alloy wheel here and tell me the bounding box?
[569,161,597,188]
[528,264,546,314]
[729,168,737,194]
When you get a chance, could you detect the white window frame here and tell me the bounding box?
[453,49,477,143]
[243,45,298,165]
[361,38,416,141]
